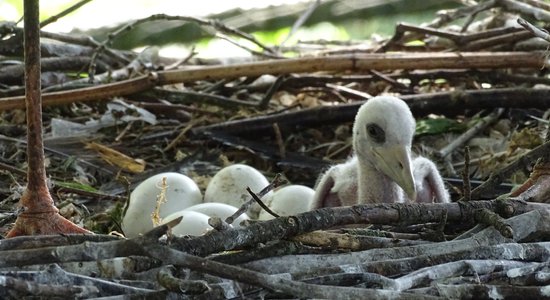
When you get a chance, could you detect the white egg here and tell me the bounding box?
[204,164,271,219]
[184,202,249,227]
[258,185,315,220]
[161,210,212,236]
[122,172,202,238]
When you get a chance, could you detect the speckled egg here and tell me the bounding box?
[204,164,271,219]
[258,185,314,220]
[184,202,249,227]
[122,172,202,238]
[161,210,213,236]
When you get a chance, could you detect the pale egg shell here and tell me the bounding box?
[162,210,212,236]
[183,202,249,227]
[204,164,271,219]
[122,172,202,238]
[258,185,314,220]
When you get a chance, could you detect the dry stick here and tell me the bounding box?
[291,231,428,251]
[259,75,285,109]
[37,30,130,64]
[157,52,546,84]
[0,56,93,85]
[172,200,550,257]
[369,69,409,90]
[437,108,504,158]
[429,0,497,28]
[156,266,208,294]
[474,208,514,238]
[376,0,498,53]
[51,47,158,89]
[164,46,197,71]
[272,122,286,159]
[39,0,93,28]
[194,89,540,139]
[0,74,156,111]
[141,242,436,300]
[462,146,472,202]
[392,22,525,46]
[500,0,550,22]
[0,134,115,175]
[518,17,550,42]
[224,174,287,224]
[0,275,96,298]
[522,0,550,11]
[151,88,258,109]
[247,187,280,218]
[459,30,533,51]
[88,14,275,79]
[326,83,373,99]
[280,0,320,47]
[211,31,281,59]
[0,52,546,111]
[437,283,550,299]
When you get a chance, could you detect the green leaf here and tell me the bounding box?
[415,118,466,136]
[55,181,99,192]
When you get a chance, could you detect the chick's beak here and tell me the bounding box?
[372,145,416,201]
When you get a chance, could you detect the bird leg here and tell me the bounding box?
[508,159,550,202]
[6,0,91,237]
[509,129,550,202]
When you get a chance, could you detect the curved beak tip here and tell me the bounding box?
[373,145,417,202]
[407,188,417,202]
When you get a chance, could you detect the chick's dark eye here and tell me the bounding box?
[366,123,385,143]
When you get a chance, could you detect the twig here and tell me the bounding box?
[164,46,197,71]
[462,146,471,201]
[239,211,550,275]
[39,0,93,28]
[259,75,285,109]
[225,173,287,225]
[292,231,428,251]
[0,134,115,175]
[156,266,209,294]
[141,242,435,300]
[272,122,286,159]
[172,200,550,257]
[88,14,275,79]
[280,0,321,47]
[247,187,280,219]
[518,17,550,43]
[437,108,504,158]
[193,88,550,137]
[0,52,547,111]
[326,83,373,99]
[474,208,514,238]
[499,0,550,22]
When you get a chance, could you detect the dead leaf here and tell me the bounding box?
[86,142,145,173]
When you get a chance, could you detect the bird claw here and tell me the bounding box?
[6,210,91,238]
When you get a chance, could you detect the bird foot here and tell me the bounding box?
[6,210,92,238]
[6,189,92,238]
[509,161,550,202]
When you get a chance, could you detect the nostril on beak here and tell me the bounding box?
[398,162,403,169]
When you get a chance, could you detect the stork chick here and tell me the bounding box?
[311,96,449,208]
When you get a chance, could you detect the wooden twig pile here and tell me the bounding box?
[1,0,550,298]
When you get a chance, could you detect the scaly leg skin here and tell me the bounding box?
[6,187,91,237]
[509,161,550,202]
[5,0,92,238]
